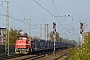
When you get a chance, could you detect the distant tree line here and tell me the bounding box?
[4,28,42,45]
[5,28,88,45]
[9,28,20,45]
[49,31,77,45]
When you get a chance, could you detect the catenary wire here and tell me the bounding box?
[52,0,71,31]
[33,0,72,34]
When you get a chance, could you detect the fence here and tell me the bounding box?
[0,45,15,57]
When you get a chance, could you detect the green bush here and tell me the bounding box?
[68,40,90,60]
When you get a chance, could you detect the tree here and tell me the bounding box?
[88,31,90,42]
[67,40,77,46]
[9,28,19,45]
[49,31,60,41]
[33,36,41,40]
[84,31,90,42]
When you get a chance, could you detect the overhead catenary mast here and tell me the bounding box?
[44,17,46,40]
[47,24,48,40]
[45,24,48,40]
[22,17,31,38]
[40,24,42,39]
[2,0,10,56]
[85,19,88,40]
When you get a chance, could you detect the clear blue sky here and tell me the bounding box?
[0,0,90,42]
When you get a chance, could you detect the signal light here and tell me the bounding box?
[80,23,83,26]
[80,22,83,34]
[53,22,56,30]
[53,22,56,28]
[53,22,56,34]
[80,23,83,29]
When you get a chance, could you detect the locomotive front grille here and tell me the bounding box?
[15,48,29,52]
[20,50,25,54]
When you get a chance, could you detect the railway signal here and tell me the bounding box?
[53,22,56,55]
[80,22,84,34]
[80,22,84,46]
[53,22,56,34]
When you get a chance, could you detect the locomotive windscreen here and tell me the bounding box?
[18,37,27,40]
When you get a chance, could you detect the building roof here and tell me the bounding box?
[0,28,6,29]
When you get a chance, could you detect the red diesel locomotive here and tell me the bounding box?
[15,36,33,54]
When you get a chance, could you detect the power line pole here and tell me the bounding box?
[40,24,42,39]
[47,24,48,40]
[44,24,48,40]
[2,0,10,56]
[86,19,88,40]
[45,24,46,40]
[22,18,31,38]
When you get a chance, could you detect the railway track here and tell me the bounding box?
[0,50,53,60]
[0,54,24,60]
[38,49,69,60]
[55,53,69,60]
[54,49,69,60]
[0,54,45,60]
[7,54,45,60]
[0,49,69,60]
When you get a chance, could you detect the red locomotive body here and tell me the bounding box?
[15,36,32,54]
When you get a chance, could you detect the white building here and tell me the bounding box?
[0,28,6,45]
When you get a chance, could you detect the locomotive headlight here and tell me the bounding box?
[15,48,17,51]
[27,50,28,51]
[27,49,29,51]
[15,48,19,51]
[27,49,28,51]
[15,49,16,51]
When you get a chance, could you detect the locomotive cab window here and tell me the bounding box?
[18,37,27,40]
[22,37,27,40]
[18,37,22,40]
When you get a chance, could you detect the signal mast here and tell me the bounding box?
[80,22,84,46]
[53,22,56,55]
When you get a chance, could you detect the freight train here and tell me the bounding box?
[15,33,75,54]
